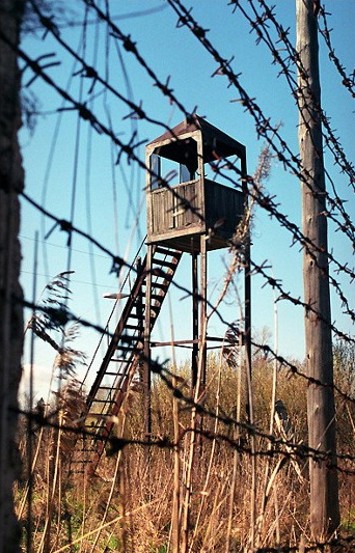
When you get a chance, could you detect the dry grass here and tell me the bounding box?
[15,351,355,552]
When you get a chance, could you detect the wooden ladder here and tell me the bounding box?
[74,245,183,472]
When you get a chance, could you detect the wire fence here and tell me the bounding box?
[1,0,354,551]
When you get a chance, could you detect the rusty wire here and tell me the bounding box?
[7,0,353,479]
[318,5,355,101]
[8,2,355,550]
[0,0,352,378]
[237,0,355,232]
[6,18,354,344]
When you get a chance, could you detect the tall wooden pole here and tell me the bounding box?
[0,1,25,550]
[241,152,251,422]
[296,0,340,538]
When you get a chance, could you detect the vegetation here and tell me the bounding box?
[15,343,355,552]
[3,1,352,550]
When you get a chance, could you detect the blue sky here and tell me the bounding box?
[19,1,355,397]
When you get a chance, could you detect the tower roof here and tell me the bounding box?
[147,114,245,163]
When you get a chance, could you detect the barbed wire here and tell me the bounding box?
[27,0,194,140]
[11,2,355,549]
[14,379,355,474]
[205,161,355,334]
[5,261,355,407]
[236,0,355,235]
[0,0,352,386]
[162,0,355,328]
[14,1,355,373]
[21,1,355,257]
[167,0,355,238]
[247,0,355,197]
[7,33,353,347]
[318,5,355,101]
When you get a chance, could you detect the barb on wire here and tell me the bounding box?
[168,0,355,240]
[318,6,355,101]
[14,358,355,473]
[249,0,355,197]
[22,51,60,86]
[2,17,352,357]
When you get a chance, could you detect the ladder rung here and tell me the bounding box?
[92,398,115,404]
[154,259,177,270]
[151,293,163,301]
[117,344,135,350]
[152,275,173,289]
[104,370,129,376]
[150,286,168,296]
[151,268,170,279]
[127,313,141,319]
[154,245,177,256]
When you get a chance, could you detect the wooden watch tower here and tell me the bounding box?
[81,115,250,470]
[143,114,250,435]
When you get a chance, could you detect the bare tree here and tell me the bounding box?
[296,0,340,539]
[0,0,25,550]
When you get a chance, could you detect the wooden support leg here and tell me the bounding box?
[195,236,207,452]
[191,251,198,389]
[241,155,252,424]
[136,256,144,384]
[199,236,207,393]
[143,245,153,443]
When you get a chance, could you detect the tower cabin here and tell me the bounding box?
[146,114,246,253]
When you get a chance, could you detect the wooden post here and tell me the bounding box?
[241,152,256,549]
[296,0,340,537]
[199,236,207,393]
[143,245,153,443]
[191,250,199,388]
[136,256,144,384]
[241,153,252,423]
[0,1,25,550]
